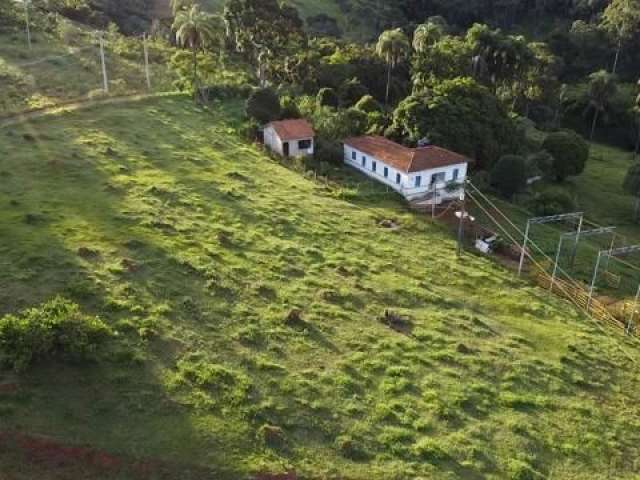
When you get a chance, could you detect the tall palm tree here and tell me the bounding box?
[412,22,444,53]
[586,70,618,140]
[172,5,219,93]
[376,28,410,105]
[170,0,194,15]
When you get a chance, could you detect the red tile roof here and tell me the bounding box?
[268,119,315,141]
[344,135,471,173]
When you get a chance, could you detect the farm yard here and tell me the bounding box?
[1,96,640,479]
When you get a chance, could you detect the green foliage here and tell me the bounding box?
[542,129,590,181]
[246,87,281,124]
[339,77,369,107]
[529,187,577,216]
[279,95,301,119]
[0,297,111,372]
[354,94,382,113]
[490,154,528,198]
[317,87,339,108]
[390,77,522,168]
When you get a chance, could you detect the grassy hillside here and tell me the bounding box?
[1,96,640,479]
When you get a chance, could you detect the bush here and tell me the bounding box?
[315,138,343,165]
[279,95,301,119]
[339,78,369,107]
[490,155,528,199]
[0,297,112,372]
[526,150,554,179]
[542,130,589,181]
[529,188,576,216]
[246,87,281,124]
[317,87,339,108]
[355,95,383,113]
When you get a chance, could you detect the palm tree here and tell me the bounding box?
[376,28,410,105]
[412,22,444,53]
[172,5,219,93]
[586,70,618,140]
[170,0,194,15]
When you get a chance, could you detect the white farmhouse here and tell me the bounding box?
[343,136,471,204]
[264,119,315,158]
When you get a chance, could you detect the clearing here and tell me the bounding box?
[0,96,639,479]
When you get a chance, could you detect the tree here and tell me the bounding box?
[246,87,281,124]
[223,0,306,84]
[601,0,640,74]
[542,130,590,181]
[172,5,220,93]
[586,70,618,140]
[490,155,528,199]
[412,22,445,53]
[170,0,193,14]
[623,161,640,220]
[634,79,640,161]
[317,87,339,108]
[354,95,383,113]
[390,77,521,169]
[376,28,410,105]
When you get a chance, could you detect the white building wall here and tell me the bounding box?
[264,126,314,157]
[343,144,467,202]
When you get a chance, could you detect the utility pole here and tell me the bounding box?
[457,183,466,257]
[143,33,151,91]
[24,0,32,50]
[99,32,108,93]
[568,214,584,269]
[431,183,436,219]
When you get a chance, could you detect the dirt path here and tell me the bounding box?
[0,92,183,129]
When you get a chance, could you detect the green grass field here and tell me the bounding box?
[1,96,640,479]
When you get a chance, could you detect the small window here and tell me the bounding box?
[396,173,401,184]
[361,156,366,167]
[384,167,389,178]
[372,161,377,172]
[415,176,422,187]
[431,172,445,185]
[351,150,357,160]
[298,139,312,150]
[453,168,459,181]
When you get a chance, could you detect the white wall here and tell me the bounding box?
[264,126,314,157]
[343,144,467,202]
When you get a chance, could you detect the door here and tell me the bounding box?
[283,142,290,157]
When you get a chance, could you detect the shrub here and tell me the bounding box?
[315,138,343,165]
[339,78,369,107]
[317,87,339,108]
[542,130,589,181]
[526,150,554,179]
[490,155,528,199]
[529,188,576,216]
[258,424,287,449]
[0,297,112,372]
[355,95,383,113]
[246,87,281,124]
[280,95,301,119]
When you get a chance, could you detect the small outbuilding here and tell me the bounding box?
[264,119,315,158]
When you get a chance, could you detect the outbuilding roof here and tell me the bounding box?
[267,119,315,141]
[344,135,471,173]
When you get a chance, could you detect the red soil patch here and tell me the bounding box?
[255,472,298,480]
[0,431,216,479]
[0,383,18,395]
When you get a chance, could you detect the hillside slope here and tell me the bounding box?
[0,96,639,479]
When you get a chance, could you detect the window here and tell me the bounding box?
[351,150,357,160]
[415,176,422,187]
[298,139,312,150]
[384,167,389,178]
[396,173,401,184]
[453,168,460,181]
[361,156,366,167]
[372,161,377,172]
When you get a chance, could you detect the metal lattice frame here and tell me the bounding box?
[588,245,640,309]
[517,212,584,277]
[550,227,616,290]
